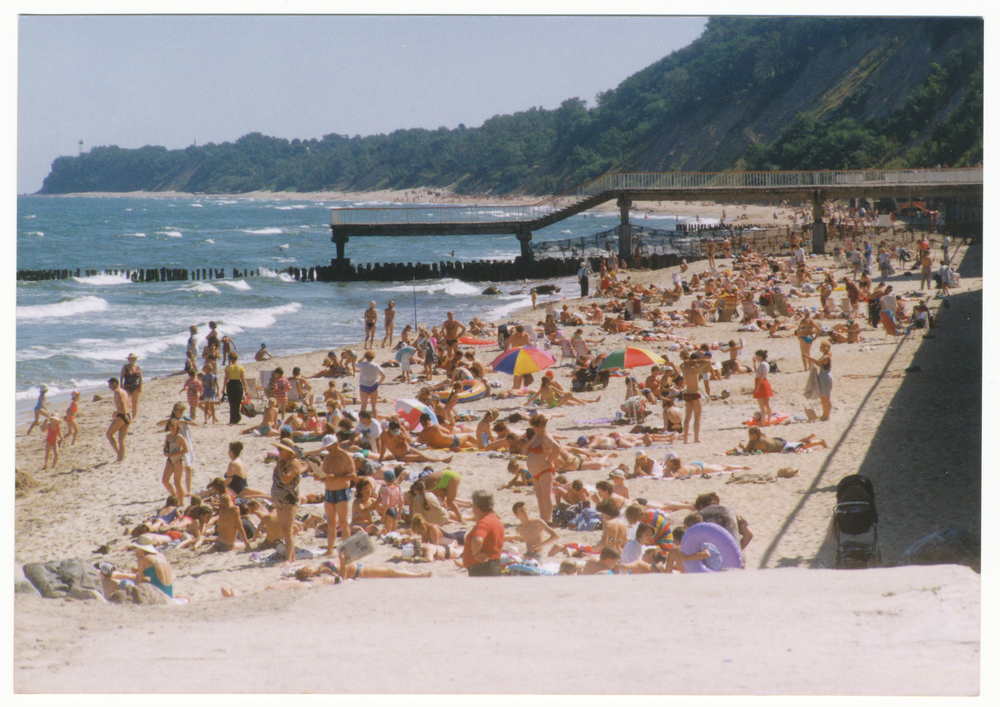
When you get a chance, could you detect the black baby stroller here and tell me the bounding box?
[833,474,881,569]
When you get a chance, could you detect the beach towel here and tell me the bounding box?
[803,366,821,400]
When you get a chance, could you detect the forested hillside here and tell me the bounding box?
[38,16,983,196]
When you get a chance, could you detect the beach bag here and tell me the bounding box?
[241,395,257,418]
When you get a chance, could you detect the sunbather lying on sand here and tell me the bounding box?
[664,451,750,478]
[730,426,828,454]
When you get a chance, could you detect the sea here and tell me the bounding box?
[15,194,698,421]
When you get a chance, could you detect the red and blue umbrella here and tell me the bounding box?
[489,346,557,376]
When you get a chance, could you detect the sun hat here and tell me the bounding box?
[127,353,138,360]
[320,434,338,448]
[39,384,49,392]
[71,390,79,397]
[611,469,625,478]
[635,451,647,459]
[576,436,588,446]
[664,450,679,461]
[383,469,396,482]
[353,452,366,460]
[272,440,298,456]
[128,534,159,554]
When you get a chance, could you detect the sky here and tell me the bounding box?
[16,14,709,194]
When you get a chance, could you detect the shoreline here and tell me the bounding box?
[27,187,804,226]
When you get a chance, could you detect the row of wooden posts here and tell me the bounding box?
[15,252,696,285]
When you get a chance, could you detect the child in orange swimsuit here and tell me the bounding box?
[43,414,64,470]
[65,390,80,446]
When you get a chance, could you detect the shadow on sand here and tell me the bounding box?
[758,243,981,569]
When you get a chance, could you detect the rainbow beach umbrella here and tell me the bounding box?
[394,399,437,431]
[596,346,665,372]
[489,346,557,376]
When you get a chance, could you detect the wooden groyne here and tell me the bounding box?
[17,219,974,285]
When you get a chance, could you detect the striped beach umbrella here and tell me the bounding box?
[394,399,437,430]
[489,346,557,376]
[596,346,665,372]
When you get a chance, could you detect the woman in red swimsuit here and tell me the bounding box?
[525,414,561,524]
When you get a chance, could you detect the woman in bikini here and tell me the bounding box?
[794,313,821,371]
[350,477,381,536]
[406,514,463,559]
[752,349,774,426]
[525,414,561,524]
[162,418,189,504]
[422,468,465,522]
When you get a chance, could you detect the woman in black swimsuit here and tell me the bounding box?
[120,354,143,418]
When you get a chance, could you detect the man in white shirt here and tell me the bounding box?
[354,410,383,454]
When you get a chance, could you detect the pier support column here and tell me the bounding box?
[617,195,633,264]
[331,229,351,267]
[811,190,827,255]
[516,227,534,262]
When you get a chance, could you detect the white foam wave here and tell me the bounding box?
[204,238,216,244]
[217,280,252,291]
[560,229,572,234]
[24,214,36,219]
[123,232,146,237]
[242,227,283,235]
[183,282,221,293]
[72,273,132,285]
[484,295,533,322]
[278,244,290,250]
[225,302,302,330]
[275,257,297,263]
[23,231,44,237]
[190,203,204,208]
[259,268,295,283]
[16,379,112,402]
[159,230,183,238]
[379,278,481,297]
[16,295,110,321]
[274,205,309,210]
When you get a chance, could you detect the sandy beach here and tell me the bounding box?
[13,230,981,694]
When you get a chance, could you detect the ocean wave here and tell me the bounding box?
[218,280,252,291]
[159,230,183,238]
[190,203,204,208]
[225,302,302,330]
[274,205,309,210]
[22,231,44,237]
[123,232,146,237]
[72,273,132,285]
[16,379,111,402]
[204,238,216,244]
[379,278,482,297]
[275,257,297,263]
[241,227,283,235]
[484,295,533,322]
[182,282,221,293]
[259,268,295,283]
[16,295,110,321]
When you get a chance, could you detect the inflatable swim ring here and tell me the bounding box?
[744,412,789,426]
[455,379,488,403]
[458,337,496,347]
[680,522,743,573]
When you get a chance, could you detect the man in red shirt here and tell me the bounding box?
[463,490,505,577]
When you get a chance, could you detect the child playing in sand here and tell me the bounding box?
[42,414,63,470]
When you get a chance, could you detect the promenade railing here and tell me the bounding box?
[330,168,983,228]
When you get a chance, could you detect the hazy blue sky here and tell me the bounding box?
[17,15,708,193]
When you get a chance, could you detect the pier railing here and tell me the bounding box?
[330,168,983,228]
